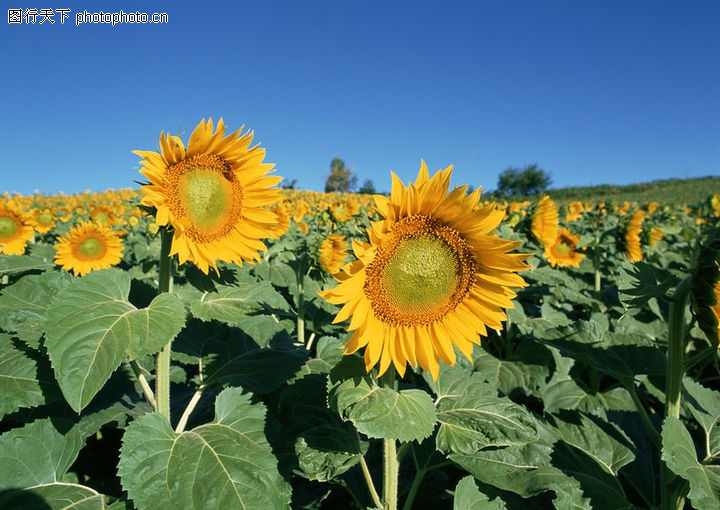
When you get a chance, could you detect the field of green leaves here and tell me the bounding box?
[1,155,719,509]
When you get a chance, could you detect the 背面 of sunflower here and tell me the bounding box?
[0,200,35,255]
[134,118,282,274]
[319,161,530,380]
[531,195,559,248]
[54,221,124,276]
[544,228,585,268]
[318,234,348,274]
[625,210,645,262]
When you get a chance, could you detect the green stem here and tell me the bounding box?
[155,228,174,421]
[128,360,156,409]
[296,262,305,345]
[623,380,660,447]
[381,367,398,510]
[662,275,693,510]
[593,236,601,293]
[665,276,692,420]
[383,438,398,510]
[401,467,425,510]
[359,455,382,509]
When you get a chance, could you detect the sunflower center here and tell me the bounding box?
[0,216,20,240]
[553,240,572,256]
[77,237,105,258]
[37,212,54,226]
[167,154,244,241]
[365,215,476,326]
[93,211,110,224]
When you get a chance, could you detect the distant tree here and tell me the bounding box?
[497,163,552,195]
[358,178,376,194]
[282,178,298,190]
[324,158,357,192]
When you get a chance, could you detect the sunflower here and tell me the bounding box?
[531,196,559,248]
[54,221,123,276]
[319,162,530,379]
[0,200,34,255]
[565,201,585,222]
[649,226,664,246]
[135,118,281,274]
[29,208,56,234]
[544,228,585,268]
[625,210,645,262]
[318,234,348,274]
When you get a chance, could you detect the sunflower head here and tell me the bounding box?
[54,221,124,276]
[318,234,348,274]
[691,232,720,347]
[319,161,530,380]
[531,196,559,248]
[624,210,645,262]
[544,228,585,268]
[135,118,282,274]
[0,200,34,255]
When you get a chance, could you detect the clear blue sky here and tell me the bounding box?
[2,0,719,195]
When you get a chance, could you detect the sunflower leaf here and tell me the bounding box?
[327,357,437,442]
[118,387,291,510]
[453,476,506,510]
[45,269,186,412]
[662,417,720,510]
[0,483,105,509]
[0,418,84,489]
[0,333,61,419]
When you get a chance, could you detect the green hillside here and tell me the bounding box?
[490,175,719,205]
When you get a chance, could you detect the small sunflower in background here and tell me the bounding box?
[545,228,585,268]
[29,208,57,234]
[531,196,559,248]
[0,200,34,255]
[54,221,123,276]
[649,226,664,246]
[135,118,281,274]
[318,234,348,274]
[320,161,530,380]
[625,210,645,262]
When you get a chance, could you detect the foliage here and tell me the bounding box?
[324,157,357,192]
[497,163,552,195]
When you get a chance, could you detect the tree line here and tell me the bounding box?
[282,158,552,196]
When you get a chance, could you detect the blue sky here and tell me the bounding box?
[2,0,719,195]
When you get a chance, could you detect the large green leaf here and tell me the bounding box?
[119,387,290,510]
[662,417,720,510]
[0,483,105,509]
[683,378,720,459]
[453,476,506,510]
[189,278,289,326]
[474,342,552,395]
[436,380,537,455]
[0,418,83,489]
[45,269,186,412]
[618,262,675,308]
[449,442,590,509]
[327,357,437,442]
[0,333,61,419]
[0,254,53,276]
[0,271,71,348]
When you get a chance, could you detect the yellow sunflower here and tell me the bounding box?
[0,200,34,255]
[625,211,645,262]
[54,221,123,276]
[319,162,530,380]
[531,196,559,248]
[318,234,348,274]
[135,118,281,274]
[29,208,57,234]
[544,228,585,268]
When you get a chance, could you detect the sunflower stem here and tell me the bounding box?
[128,360,156,409]
[381,367,398,510]
[359,454,382,510]
[155,227,174,421]
[593,235,601,293]
[662,275,692,510]
[296,260,305,345]
[622,379,660,447]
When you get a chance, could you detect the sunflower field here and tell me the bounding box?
[1,120,719,510]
